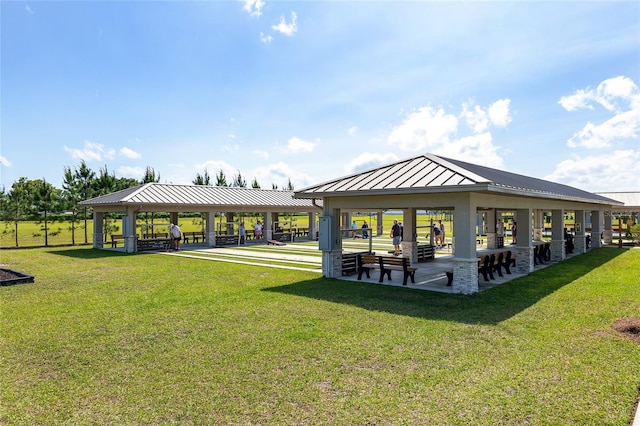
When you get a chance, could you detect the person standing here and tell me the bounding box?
[362,220,369,239]
[170,223,182,251]
[351,220,358,239]
[390,219,402,256]
[239,222,246,245]
[511,220,517,244]
[254,221,263,240]
[438,219,445,246]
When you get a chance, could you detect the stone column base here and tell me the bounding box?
[401,241,418,263]
[452,258,480,294]
[515,247,534,274]
[602,230,613,245]
[574,235,586,254]
[550,240,565,263]
[323,250,342,278]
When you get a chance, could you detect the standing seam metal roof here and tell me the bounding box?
[80,183,321,209]
[294,153,621,205]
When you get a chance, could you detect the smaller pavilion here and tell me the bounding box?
[79,183,322,252]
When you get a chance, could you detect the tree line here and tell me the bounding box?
[0,162,295,247]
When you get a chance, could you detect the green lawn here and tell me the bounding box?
[1,247,639,424]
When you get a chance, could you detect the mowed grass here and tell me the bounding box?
[1,247,639,424]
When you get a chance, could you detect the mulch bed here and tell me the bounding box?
[612,317,640,343]
[0,268,35,286]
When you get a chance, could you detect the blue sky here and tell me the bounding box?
[2,1,639,193]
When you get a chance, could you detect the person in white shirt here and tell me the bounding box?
[170,223,182,250]
[254,221,263,240]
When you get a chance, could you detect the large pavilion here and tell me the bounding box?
[294,153,623,294]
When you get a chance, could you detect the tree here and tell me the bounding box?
[215,169,228,187]
[193,169,211,185]
[62,166,82,245]
[272,183,278,190]
[142,166,161,184]
[74,161,96,244]
[232,170,247,188]
[251,177,261,189]
[93,165,117,196]
[32,178,59,246]
[286,178,294,191]
[93,166,118,242]
[115,177,141,191]
[5,178,33,247]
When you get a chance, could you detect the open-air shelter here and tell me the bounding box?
[294,153,623,294]
[79,183,322,252]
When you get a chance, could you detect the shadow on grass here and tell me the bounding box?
[48,247,129,259]
[265,248,629,325]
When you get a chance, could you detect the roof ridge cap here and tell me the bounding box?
[425,153,491,184]
[121,182,153,201]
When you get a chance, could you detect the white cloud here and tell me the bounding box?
[345,152,399,174]
[253,161,315,189]
[195,160,236,182]
[286,136,315,153]
[561,76,640,149]
[221,144,239,152]
[388,106,458,152]
[119,147,141,159]
[260,32,273,44]
[117,166,145,179]
[461,99,512,133]
[388,102,509,168]
[240,0,265,17]
[0,156,12,167]
[272,12,297,36]
[544,150,640,192]
[253,149,269,160]
[25,4,34,14]
[437,133,504,169]
[64,140,115,162]
[488,99,512,127]
[348,126,359,136]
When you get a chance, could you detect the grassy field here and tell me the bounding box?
[1,245,639,424]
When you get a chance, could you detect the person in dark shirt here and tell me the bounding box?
[390,219,402,256]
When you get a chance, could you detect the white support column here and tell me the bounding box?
[486,209,497,249]
[264,213,273,241]
[515,208,534,274]
[321,207,342,278]
[124,207,137,253]
[401,208,418,263]
[590,210,602,248]
[93,211,104,249]
[533,209,544,241]
[206,212,216,247]
[550,209,566,262]
[603,211,613,244]
[574,209,586,254]
[451,197,479,294]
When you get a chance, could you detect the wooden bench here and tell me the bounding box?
[342,251,370,276]
[137,238,171,251]
[416,244,435,262]
[357,254,417,286]
[215,235,240,246]
[357,254,381,281]
[110,234,125,248]
[183,231,205,244]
